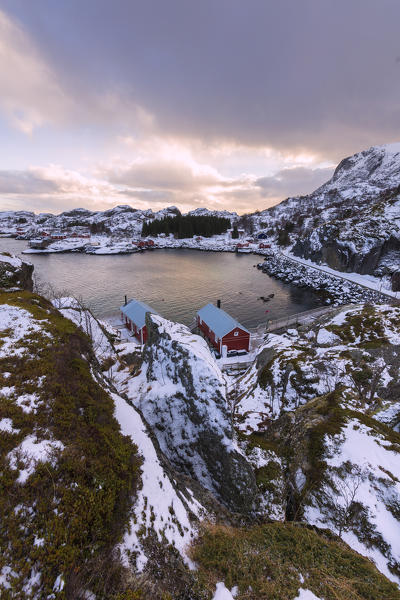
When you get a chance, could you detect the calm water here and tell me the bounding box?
[1,238,322,328]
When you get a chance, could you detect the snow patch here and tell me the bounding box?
[7,435,65,484]
[212,582,237,599]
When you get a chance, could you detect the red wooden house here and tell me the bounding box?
[134,239,155,249]
[196,303,250,353]
[120,299,159,343]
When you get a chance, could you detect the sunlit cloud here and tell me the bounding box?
[0,1,398,215]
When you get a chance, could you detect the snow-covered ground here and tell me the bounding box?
[236,302,400,584]
[305,417,400,585]
[115,314,256,512]
[113,392,204,570]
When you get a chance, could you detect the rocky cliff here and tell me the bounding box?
[126,313,257,514]
[248,143,400,288]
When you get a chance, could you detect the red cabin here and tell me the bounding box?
[120,299,158,344]
[197,303,250,353]
[258,243,271,249]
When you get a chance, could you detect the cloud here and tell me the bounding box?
[103,157,223,191]
[0,1,399,217]
[256,167,334,199]
[0,11,73,134]
[3,0,400,159]
[0,151,336,216]
[0,169,59,194]
[0,8,156,136]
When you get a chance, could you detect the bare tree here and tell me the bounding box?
[347,352,386,407]
[320,464,365,538]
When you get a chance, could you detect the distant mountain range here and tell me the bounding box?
[0,204,240,237]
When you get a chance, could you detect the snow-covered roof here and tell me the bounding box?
[120,299,158,329]
[197,303,249,338]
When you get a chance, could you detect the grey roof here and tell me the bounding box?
[120,299,158,329]
[197,303,249,339]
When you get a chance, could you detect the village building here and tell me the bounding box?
[133,239,155,249]
[196,303,250,353]
[120,299,158,343]
[236,242,252,253]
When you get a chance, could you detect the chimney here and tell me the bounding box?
[124,295,128,306]
[217,299,221,309]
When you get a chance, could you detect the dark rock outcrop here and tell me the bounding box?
[392,271,400,292]
[293,226,400,276]
[0,253,34,291]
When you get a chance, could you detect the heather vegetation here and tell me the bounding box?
[0,290,141,599]
[191,523,400,600]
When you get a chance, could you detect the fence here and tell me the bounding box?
[221,360,253,372]
[265,305,345,332]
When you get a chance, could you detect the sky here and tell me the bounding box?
[0,0,400,216]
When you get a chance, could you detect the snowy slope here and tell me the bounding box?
[254,143,400,231]
[120,314,257,513]
[236,304,400,432]
[54,299,212,570]
[305,417,400,584]
[248,144,400,282]
[236,302,400,583]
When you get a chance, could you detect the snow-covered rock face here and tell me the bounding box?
[283,145,400,279]
[0,253,33,291]
[237,304,400,433]
[304,416,400,585]
[261,398,400,586]
[243,143,400,285]
[236,302,400,583]
[130,314,257,513]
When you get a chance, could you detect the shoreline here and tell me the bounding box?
[3,234,398,306]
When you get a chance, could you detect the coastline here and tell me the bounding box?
[3,234,398,306]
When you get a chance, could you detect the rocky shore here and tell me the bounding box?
[258,251,392,305]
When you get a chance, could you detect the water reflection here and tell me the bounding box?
[0,238,323,328]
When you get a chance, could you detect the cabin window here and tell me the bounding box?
[234,331,239,337]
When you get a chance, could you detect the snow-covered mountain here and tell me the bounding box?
[250,144,400,282]
[253,143,400,230]
[0,204,238,238]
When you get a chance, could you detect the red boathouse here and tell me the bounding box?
[120,299,158,344]
[196,303,250,353]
